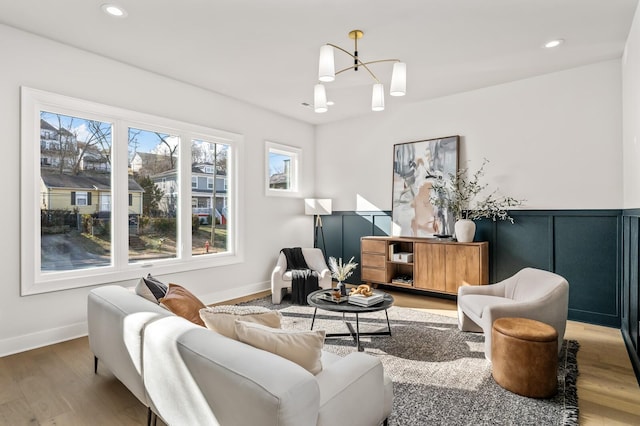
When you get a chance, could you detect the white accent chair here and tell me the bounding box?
[271,248,332,304]
[457,267,569,361]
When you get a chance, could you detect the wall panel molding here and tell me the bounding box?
[622,210,640,384]
[320,209,622,328]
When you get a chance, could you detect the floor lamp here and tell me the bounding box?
[304,198,332,256]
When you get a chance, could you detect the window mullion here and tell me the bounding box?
[113,120,130,269]
[180,132,193,260]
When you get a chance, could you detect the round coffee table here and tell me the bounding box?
[307,288,394,351]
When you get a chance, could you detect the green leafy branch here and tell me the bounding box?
[429,158,524,222]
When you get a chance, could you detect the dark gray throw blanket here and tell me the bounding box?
[281,247,319,305]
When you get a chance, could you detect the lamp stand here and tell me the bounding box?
[314,214,327,256]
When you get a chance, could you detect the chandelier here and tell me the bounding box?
[314,29,406,113]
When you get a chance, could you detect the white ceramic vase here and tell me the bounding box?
[455,219,476,243]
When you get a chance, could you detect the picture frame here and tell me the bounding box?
[391,135,459,237]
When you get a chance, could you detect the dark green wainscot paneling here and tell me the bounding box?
[321,210,622,328]
[319,211,391,285]
[622,209,640,384]
[477,210,621,327]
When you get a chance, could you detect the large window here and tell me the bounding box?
[191,139,230,257]
[21,87,243,295]
[128,127,179,263]
[39,111,113,272]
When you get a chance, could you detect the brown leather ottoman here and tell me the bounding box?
[491,317,558,398]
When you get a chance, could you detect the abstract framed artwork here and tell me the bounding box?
[392,135,459,237]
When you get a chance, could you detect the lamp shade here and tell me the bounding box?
[390,62,407,96]
[318,45,335,82]
[372,83,385,112]
[314,84,328,113]
[304,198,332,216]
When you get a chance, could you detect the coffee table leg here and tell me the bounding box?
[344,315,362,351]
[310,307,318,330]
[355,313,362,352]
[385,309,391,336]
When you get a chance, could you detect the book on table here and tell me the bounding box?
[348,290,384,306]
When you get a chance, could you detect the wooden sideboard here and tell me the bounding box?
[361,236,489,295]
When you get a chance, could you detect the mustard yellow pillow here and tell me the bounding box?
[199,305,282,340]
[235,320,325,374]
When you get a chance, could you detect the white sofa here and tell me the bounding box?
[271,248,333,304]
[88,285,171,425]
[457,267,569,361]
[88,285,393,426]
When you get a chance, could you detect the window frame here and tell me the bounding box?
[21,87,245,295]
[264,141,301,197]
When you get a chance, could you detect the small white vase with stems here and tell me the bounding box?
[455,219,476,243]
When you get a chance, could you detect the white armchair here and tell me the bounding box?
[271,248,332,304]
[457,267,569,361]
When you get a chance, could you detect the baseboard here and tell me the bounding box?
[0,321,88,357]
[200,280,270,305]
[0,281,271,358]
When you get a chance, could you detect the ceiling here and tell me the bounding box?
[0,0,637,125]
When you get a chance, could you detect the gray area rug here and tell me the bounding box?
[241,296,579,426]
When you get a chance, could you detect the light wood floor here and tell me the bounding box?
[1,290,639,425]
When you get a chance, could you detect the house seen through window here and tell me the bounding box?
[265,141,300,197]
[22,87,241,295]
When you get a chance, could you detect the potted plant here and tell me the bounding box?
[328,256,358,295]
[429,159,524,242]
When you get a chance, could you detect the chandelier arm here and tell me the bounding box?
[326,43,354,58]
[337,58,401,75]
[326,43,381,83]
[359,59,401,66]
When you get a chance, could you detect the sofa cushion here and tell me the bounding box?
[235,320,325,374]
[459,294,516,318]
[199,305,282,339]
[160,284,206,326]
[135,274,168,304]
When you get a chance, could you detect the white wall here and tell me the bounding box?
[0,25,315,355]
[623,5,640,209]
[316,60,623,212]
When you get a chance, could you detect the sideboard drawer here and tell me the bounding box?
[361,267,386,283]
[362,253,386,268]
[362,239,386,254]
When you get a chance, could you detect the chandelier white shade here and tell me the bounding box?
[318,45,335,82]
[314,84,328,113]
[390,62,407,96]
[314,29,406,113]
[372,83,385,112]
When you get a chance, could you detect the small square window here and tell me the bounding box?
[265,141,301,197]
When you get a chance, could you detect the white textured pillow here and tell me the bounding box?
[200,305,282,340]
[235,320,325,375]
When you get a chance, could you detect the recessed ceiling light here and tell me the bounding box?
[544,39,564,49]
[327,101,335,106]
[101,4,127,17]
